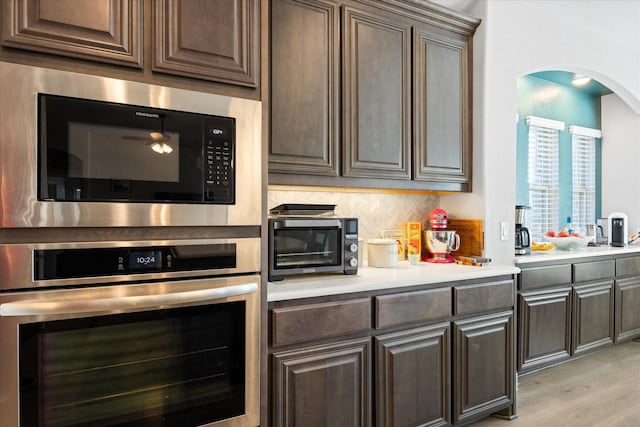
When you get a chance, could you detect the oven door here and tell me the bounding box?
[0,275,259,427]
[269,219,344,280]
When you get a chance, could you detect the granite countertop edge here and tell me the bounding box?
[267,261,520,303]
[514,244,640,265]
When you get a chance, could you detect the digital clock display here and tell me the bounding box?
[129,250,163,270]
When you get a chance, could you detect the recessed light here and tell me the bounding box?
[572,74,591,86]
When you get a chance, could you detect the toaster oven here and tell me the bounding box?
[268,218,359,281]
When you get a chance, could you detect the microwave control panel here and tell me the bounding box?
[205,118,235,203]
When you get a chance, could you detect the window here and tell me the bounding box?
[524,118,601,242]
[527,122,560,242]
[571,134,596,232]
[569,125,601,232]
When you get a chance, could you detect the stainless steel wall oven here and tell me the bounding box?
[0,238,260,427]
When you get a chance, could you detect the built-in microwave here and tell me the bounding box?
[40,94,235,205]
[268,217,359,281]
[0,62,261,227]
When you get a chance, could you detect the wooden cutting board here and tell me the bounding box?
[447,219,484,258]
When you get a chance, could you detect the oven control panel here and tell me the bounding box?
[34,244,236,280]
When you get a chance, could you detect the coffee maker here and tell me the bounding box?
[608,212,628,247]
[515,205,531,255]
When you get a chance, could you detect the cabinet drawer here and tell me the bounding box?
[573,260,615,283]
[616,256,640,278]
[271,298,371,347]
[375,287,451,329]
[519,264,572,290]
[453,280,514,316]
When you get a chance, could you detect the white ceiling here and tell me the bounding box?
[429,0,477,14]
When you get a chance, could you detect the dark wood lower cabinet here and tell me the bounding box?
[271,337,372,427]
[615,277,640,342]
[269,276,517,426]
[518,287,572,373]
[453,311,514,425]
[572,281,614,355]
[375,323,451,427]
[517,257,640,380]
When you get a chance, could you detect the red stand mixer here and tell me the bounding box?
[424,208,460,263]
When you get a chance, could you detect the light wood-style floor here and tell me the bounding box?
[471,340,640,427]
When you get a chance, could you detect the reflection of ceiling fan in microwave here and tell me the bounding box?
[122,114,173,154]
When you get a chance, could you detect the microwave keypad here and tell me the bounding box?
[206,140,230,185]
[206,128,233,202]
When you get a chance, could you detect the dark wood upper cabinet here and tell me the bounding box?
[269,0,340,176]
[153,0,258,87]
[342,6,411,180]
[414,26,471,188]
[1,0,142,67]
[268,0,480,192]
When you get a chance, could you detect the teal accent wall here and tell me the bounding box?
[516,75,602,230]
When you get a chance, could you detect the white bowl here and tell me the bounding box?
[546,235,595,250]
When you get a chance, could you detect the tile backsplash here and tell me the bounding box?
[268,188,439,242]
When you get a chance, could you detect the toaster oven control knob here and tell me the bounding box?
[347,257,358,267]
[347,242,358,253]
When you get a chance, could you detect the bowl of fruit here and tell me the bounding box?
[545,230,595,250]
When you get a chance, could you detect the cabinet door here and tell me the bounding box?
[518,287,572,373]
[342,7,411,179]
[615,277,640,342]
[573,281,614,355]
[453,311,514,425]
[1,0,142,67]
[413,27,470,190]
[375,323,450,427]
[153,0,258,87]
[269,0,339,176]
[272,337,371,427]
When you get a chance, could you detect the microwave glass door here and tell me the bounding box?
[273,226,341,270]
[39,94,235,204]
[19,302,245,427]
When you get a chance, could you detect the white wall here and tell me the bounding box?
[601,94,640,233]
[441,0,640,264]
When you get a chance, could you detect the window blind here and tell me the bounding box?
[572,134,596,232]
[527,125,559,242]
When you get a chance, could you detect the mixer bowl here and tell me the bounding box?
[424,230,460,259]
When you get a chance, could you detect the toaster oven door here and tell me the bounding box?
[269,219,344,280]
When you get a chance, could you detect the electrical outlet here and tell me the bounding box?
[500,221,509,241]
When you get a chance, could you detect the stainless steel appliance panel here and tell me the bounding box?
[0,238,260,291]
[0,62,261,227]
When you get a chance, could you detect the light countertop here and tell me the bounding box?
[268,261,520,302]
[515,244,640,265]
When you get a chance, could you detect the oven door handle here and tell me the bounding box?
[0,282,258,317]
